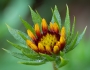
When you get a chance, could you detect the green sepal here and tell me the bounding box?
[2,48,31,61]
[55,56,68,68]
[21,48,42,60]
[36,10,42,19]
[65,32,79,52]
[51,5,61,29]
[67,16,75,44]
[20,16,35,35]
[12,52,32,61]
[18,60,46,65]
[40,53,54,61]
[7,40,41,59]
[6,24,26,44]
[59,56,68,67]
[7,40,27,51]
[2,48,10,54]
[66,26,87,52]
[17,31,29,41]
[74,26,87,47]
[64,5,70,39]
[29,6,42,31]
[60,51,65,56]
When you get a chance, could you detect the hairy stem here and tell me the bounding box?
[52,62,58,70]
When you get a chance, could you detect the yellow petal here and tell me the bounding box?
[26,40,38,52]
[59,36,65,50]
[56,41,61,47]
[45,45,52,54]
[35,23,41,37]
[60,36,65,44]
[38,43,45,53]
[42,18,48,33]
[27,29,36,41]
[53,23,59,33]
[61,27,65,37]
[50,22,53,32]
[53,46,59,54]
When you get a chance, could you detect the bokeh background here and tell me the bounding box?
[0,0,90,70]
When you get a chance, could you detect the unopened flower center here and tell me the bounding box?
[39,33,58,47]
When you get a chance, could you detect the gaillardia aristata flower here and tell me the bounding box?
[26,19,65,54]
[5,5,87,68]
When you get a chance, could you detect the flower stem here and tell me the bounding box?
[52,62,58,70]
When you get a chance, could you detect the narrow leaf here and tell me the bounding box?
[22,48,42,60]
[7,40,26,51]
[18,31,29,41]
[67,16,75,44]
[12,52,32,61]
[65,32,79,52]
[7,40,39,59]
[51,5,61,29]
[2,48,11,54]
[2,48,31,61]
[64,5,70,38]
[71,16,76,37]
[20,17,35,35]
[6,24,26,44]
[29,6,42,31]
[74,26,87,47]
[19,60,46,65]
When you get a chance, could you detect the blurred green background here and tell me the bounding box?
[0,0,90,70]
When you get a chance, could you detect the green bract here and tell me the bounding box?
[4,5,87,68]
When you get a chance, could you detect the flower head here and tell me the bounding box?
[6,5,87,68]
[26,18,66,54]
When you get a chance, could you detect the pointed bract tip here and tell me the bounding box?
[85,26,87,29]
[66,4,69,11]
[29,6,32,11]
[84,26,87,32]
[55,5,57,9]
[28,5,31,8]
[6,24,10,28]
[2,48,11,54]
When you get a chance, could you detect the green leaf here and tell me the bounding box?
[71,16,75,38]
[11,52,32,61]
[7,40,40,59]
[18,60,46,65]
[2,48,31,61]
[65,32,79,52]
[36,10,42,19]
[64,5,70,38]
[22,48,42,60]
[74,26,87,47]
[66,26,87,52]
[7,40,26,51]
[29,6,42,31]
[20,16,35,35]
[67,16,75,44]
[2,48,11,54]
[51,5,61,29]
[6,24,26,44]
[18,31,29,41]
[40,53,54,61]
